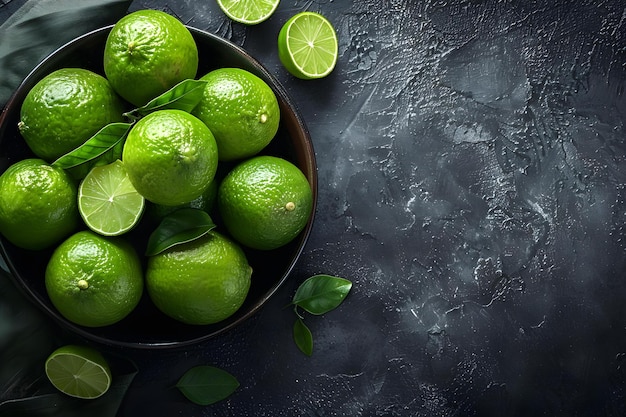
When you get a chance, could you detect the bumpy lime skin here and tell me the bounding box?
[45,230,144,328]
[217,155,313,250]
[146,231,252,325]
[103,9,199,107]
[122,109,219,206]
[18,68,125,162]
[0,159,79,250]
[192,68,280,161]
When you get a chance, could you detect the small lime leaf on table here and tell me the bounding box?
[293,317,313,356]
[292,274,353,315]
[176,365,239,405]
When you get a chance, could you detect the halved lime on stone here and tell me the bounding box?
[278,11,338,79]
[216,0,280,25]
[78,159,145,236]
[45,345,112,399]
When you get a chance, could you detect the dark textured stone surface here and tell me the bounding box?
[2,1,625,415]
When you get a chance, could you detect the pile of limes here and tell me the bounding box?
[0,9,315,328]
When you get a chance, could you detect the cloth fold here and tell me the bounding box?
[0,0,133,106]
[0,2,134,415]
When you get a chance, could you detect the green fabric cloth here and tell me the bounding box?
[0,0,132,105]
[0,2,135,415]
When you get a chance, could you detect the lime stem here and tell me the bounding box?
[77,279,89,290]
[285,202,296,211]
[260,113,268,124]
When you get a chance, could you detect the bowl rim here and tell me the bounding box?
[0,25,318,350]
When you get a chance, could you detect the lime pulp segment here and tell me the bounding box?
[45,351,111,399]
[217,0,280,25]
[281,12,338,79]
[78,160,145,236]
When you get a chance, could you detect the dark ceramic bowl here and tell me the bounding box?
[0,26,317,349]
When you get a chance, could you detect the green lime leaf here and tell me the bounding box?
[145,208,216,256]
[292,275,352,315]
[65,139,125,181]
[51,122,132,169]
[176,365,239,406]
[293,317,313,356]
[125,79,208,119]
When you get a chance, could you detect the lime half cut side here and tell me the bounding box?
[278,11,338,79]
[78,160,145,236]
[217,0,280,25]
[45,345,112,400]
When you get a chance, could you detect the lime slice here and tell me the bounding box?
[277,11,338,79]
[216,0,280,25]
[78,159,145,236]
[45,345,112,399]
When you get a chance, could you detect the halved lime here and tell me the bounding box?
[277,11,338,79]
[45,345,112,399]
[78,159,145,236]
[216,0,280,25]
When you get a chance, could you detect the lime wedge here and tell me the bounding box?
[78,159,145,236]
[277,11,338,79]
[216,0,280,25]
[45,345,112,400]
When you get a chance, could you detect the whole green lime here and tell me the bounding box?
[218,155,313,250]
[146,230,252,325]
[192,68,280,161]
[122,109,219,206]
[0,159,79,250]
[45,230,144,327]
[18,68,124,161]
[103,9,199,106]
